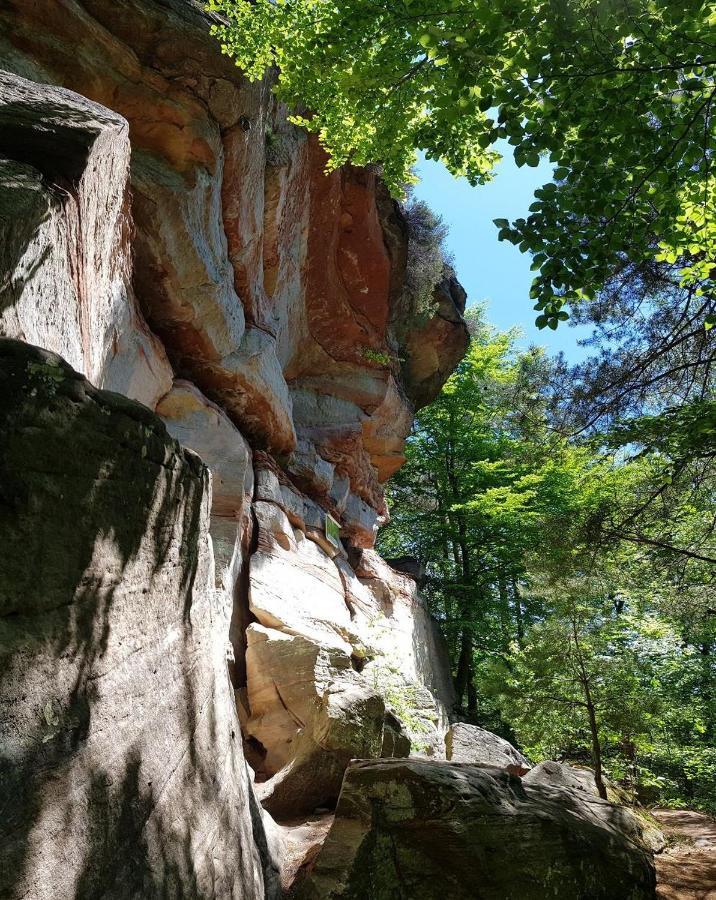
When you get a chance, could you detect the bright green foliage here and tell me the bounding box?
[609,399,716,463]
[381,314,716,809]
[209,0,715,327]
[485,573,716,811]
[380,309,595,711]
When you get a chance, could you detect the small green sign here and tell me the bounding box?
[324,512,341,548]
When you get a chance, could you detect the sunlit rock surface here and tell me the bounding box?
[0,1,468,530]
[0,72,173,408]
[524,761,666,854]
[445,722,531,774]
[0,4,615,898]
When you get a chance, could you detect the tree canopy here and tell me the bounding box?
[210,0,715,329]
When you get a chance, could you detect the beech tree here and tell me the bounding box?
[210,0,715,329]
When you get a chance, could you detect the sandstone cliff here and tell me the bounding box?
[0,3,657,898]
[0,2,466,895]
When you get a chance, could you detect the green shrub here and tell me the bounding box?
[401,199,451,324]
[636,745,716,814]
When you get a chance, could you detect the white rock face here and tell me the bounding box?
[446,722,531,774]
[241,493,457,816]
[352,551,457,723]
[157,379,254,518]
[0,72,173,409]
[249,510,356,654]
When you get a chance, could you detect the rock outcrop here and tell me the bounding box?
[524,761,666,854]
[0,5,469,892]
[242,503,456,817]
[0,339,275,899]
[0,72,173,408]
[0,3,658,898]
[445,722,531,774]
[0,0,469,523]
[298,759,657,899]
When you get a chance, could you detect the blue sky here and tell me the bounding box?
[413,149,592,362]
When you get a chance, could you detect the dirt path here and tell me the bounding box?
[652,808,716,899]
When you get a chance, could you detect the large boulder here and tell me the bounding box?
[445,723,531,775]
[255,673,386,820]
[0,340,274,900]
[524,761,665,854]
[0,70,173,408]
[298,759,657,900]
[524,759,605,795]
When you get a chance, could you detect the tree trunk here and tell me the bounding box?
[700,641,713,741]
[571,616,608,800]
[466,667,478,714]
[511,577,525,646]
[497,575,511,650]
[454,629,473,710]
[584,683,608,800]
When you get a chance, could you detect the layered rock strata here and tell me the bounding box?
[0,3,657,898]
[0,4,468,892]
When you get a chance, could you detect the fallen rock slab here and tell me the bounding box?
[445,722,531,774]
[298,758,657,900]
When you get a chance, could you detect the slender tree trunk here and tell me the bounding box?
[466,665,478,714]
[700,641,713,741]
[571,617,608,800]
[445,436,478,714]
[511,577,525,646]
[583,679,608,800]
[454,629,473,708]
[497,574,511,651]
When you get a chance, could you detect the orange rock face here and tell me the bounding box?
[0,9,471,893]
[0,0,468,544]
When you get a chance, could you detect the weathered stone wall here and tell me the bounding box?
[0,4,660,897]
[0,340,274,899]
[0,72,173,408]
[0,0,468,541]
[0,3,469,895]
